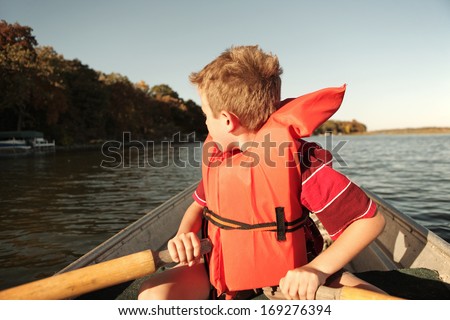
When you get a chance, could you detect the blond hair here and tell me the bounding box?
[189,45,282,131]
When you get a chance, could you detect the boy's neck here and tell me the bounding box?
[230,128,257,152]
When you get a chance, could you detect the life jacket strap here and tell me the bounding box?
[275,207,287,241]
[203,206,307,241]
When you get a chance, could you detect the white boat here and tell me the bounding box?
[0,131,55,156]
[31,137,56,149]
[0,138,32,155]
[0,138,31,149]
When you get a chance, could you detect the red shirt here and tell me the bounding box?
[193,140,377,240]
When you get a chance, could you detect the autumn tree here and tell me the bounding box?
[149,84,179,100]
[34,47,69,126]
[0,20,37,52]
[135,80,150,93]
[58,59,109,143]
[100,72,144,139]
[314,119,368,135]
[0,20,39,130]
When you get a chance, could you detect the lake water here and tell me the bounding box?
[311,134,450,241]
[0,134,449,291]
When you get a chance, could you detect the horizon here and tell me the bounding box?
[2,0,450,131]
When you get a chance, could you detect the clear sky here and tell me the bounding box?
[2,0,450,130]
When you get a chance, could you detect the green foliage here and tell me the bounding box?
[0,20,207,145]
[314,119,367,135]
[149,84,179,100]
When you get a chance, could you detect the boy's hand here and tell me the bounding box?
[279,265,328,300]
[167,232,201,267]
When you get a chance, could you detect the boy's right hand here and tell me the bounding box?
[167,232,201,267]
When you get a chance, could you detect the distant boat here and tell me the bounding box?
[0,131,55,156]
[0,138,30,149]
[0,137,32,155]
[30,137,56,150]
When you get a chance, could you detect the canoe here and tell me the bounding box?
[58,183,450,299]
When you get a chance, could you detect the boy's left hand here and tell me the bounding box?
[279,265,328,300]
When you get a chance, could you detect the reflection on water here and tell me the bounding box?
[1,134,449,290]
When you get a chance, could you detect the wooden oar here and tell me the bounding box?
[316,285,403,300]
[0,239,212,300]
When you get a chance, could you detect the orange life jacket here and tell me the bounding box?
[202,85,346,295]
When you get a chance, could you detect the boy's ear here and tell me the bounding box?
[221,111,240,133]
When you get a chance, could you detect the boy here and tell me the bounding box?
[138,45,385,300]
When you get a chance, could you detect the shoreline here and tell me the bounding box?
[5,128,448,154]
[364,127,450,135]
[314,127,450,137]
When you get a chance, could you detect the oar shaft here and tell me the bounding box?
[0,239,212,300]
[0,250,156,300]
[316,286,403,300]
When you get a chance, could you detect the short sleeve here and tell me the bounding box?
[192,179,207,206]
[300,141,377,240]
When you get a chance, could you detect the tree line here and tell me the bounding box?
[314,119,367,135]
[0,20,207,146]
